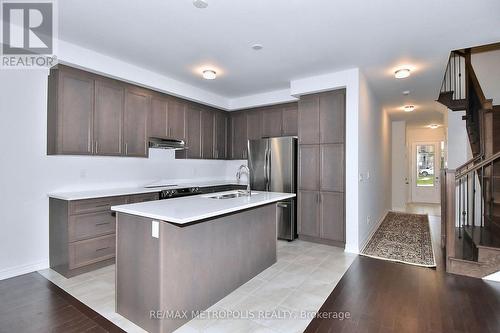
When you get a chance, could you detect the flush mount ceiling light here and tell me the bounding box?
[395,68,411,79]
[402,90,411,95]
[251,44,263,51]
[428,124,440,129]
[202,69,216,80]
[193,0,208,8]
[403,105,415,112]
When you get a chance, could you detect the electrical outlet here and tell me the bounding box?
[367,216,371,225]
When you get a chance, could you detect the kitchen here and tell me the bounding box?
[0,1,358,332]
[40,62,347,332]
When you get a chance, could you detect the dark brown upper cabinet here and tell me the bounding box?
[214,111,228,160]
[47,66,95,155]
[184,104,202,159]
[150,96,168,138]
[320,144,345,192]
[298,95,320,144]
[94,79,124,156]
[282,104,298,136]
[262,107,283,138]
[167,98,186,141]
[124,87,150,157]
[246,110,262,141]
[230,112,248,159]
[299,145,320,191]
[319,89,345,144]
[201,108,215,159]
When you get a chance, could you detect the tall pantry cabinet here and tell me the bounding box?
[297,89,346,247]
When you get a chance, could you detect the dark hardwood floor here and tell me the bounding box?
[0,272,124,333]
[305,216,500,333]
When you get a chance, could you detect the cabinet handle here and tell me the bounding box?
[125,143,128,155]
[96,221,111,226]
[88,140,91,153]
[95,141,98,154]
[95,247,110,252]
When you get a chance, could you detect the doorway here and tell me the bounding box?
[410,142,442,203]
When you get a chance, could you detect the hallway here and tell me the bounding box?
[305,214,500,333]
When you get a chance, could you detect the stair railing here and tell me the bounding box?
[440,51,466,101]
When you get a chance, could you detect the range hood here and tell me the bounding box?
[149,137,187,150]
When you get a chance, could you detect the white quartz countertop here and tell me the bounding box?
[111,191,296,225]
[48,180,246,201]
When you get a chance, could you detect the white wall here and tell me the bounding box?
[290,68,361,253]
[391,121,407,211]
[357,73,392,249]
[0,70,244,280]
[471,49,500,105]
[447,110,469,169]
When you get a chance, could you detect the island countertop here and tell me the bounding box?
[111,190,295,225]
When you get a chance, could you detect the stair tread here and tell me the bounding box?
[463,226,500,249]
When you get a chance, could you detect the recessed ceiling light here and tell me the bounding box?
[202,69,216,80]
[395,68,411,79]
[403,105,415,112]
[251,44,263,51]
[402,90,410,95]
[193,0,208,8]
[428,124,440,129]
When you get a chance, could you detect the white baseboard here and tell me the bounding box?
[392,206,406,213]
[0,260,49,281]
[483,271,500,283]
[359,210,389,252]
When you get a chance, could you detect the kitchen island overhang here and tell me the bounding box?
[111,191,295,333]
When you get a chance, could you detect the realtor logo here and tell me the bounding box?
[1,0,57,68]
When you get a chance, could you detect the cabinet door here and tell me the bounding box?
[150,96,168,138]
[201,108,215,159]
[185,104,202,159]
[58,70,94,155]
[124,88,150,157]
[298,190,320,237]
[298,95,320,144]
[231,112,248,159]
[299,145,320,190]
[282,104,298,136]
[320,89,345,144]
[167,99,186,140]
[94,79,124,156]
[320,144,344,192]
[246,110,262,140]
[262,107,283,138]
[215,111,228,159]
[320,192,345,242]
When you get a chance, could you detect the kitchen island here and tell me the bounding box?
[111,190,295,333]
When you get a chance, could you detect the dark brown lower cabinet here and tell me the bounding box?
[298,190,320,237]
[49,192,158,278]
[298,190,345,245]
[320,192,345,243]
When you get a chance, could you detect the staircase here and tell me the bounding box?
[440,45,500,279]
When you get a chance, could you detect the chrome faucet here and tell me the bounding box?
[236,165,251,195]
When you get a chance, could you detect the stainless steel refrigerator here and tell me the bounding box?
[248,137,297,240]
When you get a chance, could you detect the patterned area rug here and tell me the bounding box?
[361,211,436,267]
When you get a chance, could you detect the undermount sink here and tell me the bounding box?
[207,190,257,199]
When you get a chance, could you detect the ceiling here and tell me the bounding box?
[58,0,500,124]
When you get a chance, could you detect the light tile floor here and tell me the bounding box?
[38,240,356,333]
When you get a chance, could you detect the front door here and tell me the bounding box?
[411,142,441,203]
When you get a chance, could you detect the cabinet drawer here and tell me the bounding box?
[69,211,116,242]
[69,234,115,269]
[127,193,159,203]
[69,196,127,215]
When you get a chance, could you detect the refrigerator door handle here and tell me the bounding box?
[266,148,271,191]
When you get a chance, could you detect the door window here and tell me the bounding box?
[416,144,435,187]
